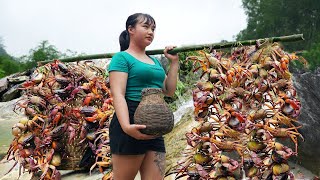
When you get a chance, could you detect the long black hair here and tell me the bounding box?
[119,13,156,51]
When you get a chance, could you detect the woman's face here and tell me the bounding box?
[129,17,156,47]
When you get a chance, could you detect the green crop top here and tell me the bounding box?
[108,51,166,102]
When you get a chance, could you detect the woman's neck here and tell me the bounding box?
[127,41,146,56]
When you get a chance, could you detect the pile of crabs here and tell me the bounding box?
[175,42,306,180]
[4,60,114,179]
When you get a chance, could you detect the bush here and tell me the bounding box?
[302,41,320,71]
[0,55,23,78]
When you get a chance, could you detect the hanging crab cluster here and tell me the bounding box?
[175,43,306,180]
[5,60,114,180]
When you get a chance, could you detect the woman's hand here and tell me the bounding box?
[123,124,156,140]
[164,46,179,64]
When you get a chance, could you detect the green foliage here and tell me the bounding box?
[302,41,320,71]
[178,51,200,81]
[0,69,5,78]
[174,80,186,97]
[0,54,23,78]
[0,40,80,78]
[0,37,23,78]
[238,0,320,50]
[23,40,62,69]
[31,40,61,61]
[0,37,7,56]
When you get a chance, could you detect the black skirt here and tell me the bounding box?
[109,99,166,155]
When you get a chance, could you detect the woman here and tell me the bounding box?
[108,13,179,179]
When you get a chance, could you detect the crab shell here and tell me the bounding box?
[50,154,62,166]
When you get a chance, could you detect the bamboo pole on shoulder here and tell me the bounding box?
[38,34,304,66]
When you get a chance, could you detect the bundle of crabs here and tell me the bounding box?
[174,42,307,180]
[5,60,114,179]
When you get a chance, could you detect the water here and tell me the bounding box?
[173,99,194,124]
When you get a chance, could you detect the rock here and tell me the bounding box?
[7,76,29,84]
[0,159,142,180]
[0,70,33,101]
[1,84,22,102]
[0,98,26,158]
[314,67,320,75]
[289,65,310,74]
[0,77,8,94]
[291,71,320,176]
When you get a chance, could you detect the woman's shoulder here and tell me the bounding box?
[112,51,126,60]
[108,52,129,72]
[113,51,138,62]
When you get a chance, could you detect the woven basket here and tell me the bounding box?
[134,88,174,136]
[56,134,87,170]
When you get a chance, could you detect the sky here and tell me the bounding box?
[0,0,247,57]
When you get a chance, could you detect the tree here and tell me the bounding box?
[0,37,8,56]
[237,0,320,51]
[30,40,60,61]
[303,42,320,70]
[0,38,23,78]
[0,54,22,78]
[0,40,80,77]
[237,0,320,70]
[24,40,61,69]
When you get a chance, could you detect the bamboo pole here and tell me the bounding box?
[38,34,304,65]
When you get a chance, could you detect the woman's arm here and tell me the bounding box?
[162,46,179,97]
[109,71,155,140]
